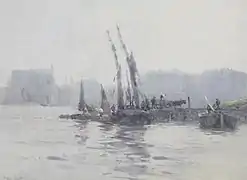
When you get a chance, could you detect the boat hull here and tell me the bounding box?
[150,108,173,121]
[150,107,197,122]
[199,112,238,130]
[109,109,154,125]
[59,113,92,120]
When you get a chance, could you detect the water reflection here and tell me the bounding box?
[111,125,150,179]
[67,116,247,180]
[97,123,115,132]
[74,120,89,145]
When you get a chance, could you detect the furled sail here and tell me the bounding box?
[116,25,140,108]
[106,30,125,109]
[78,80,86,111]
[116,64,125,109]
[106,30,119,68]
[100,84,111,114]
[125,70,132,105]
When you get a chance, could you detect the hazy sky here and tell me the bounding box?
[0,0,246,85]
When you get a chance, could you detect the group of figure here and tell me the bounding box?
[207,98,221,113]
[104,93,188,116]
[140,94,187,111]
[140,94,165,111]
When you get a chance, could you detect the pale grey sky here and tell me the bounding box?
[0,0,246,85]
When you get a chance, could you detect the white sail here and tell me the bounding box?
[106,30,125,109]
[116,25,140,108]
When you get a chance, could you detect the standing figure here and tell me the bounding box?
[151,96,156,109]
[98,108,104,117]
[141,100,145,110]
[111,104,116,115]
[215,98,221,110]
[159,93,164,108]
[145,98,150,110]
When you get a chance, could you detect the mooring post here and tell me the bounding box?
[220,113,224,129]
[168,112,172,122]
[187,96,191,119]
[187,96,191,109]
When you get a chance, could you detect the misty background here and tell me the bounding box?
[1,68,247,108]
[0,0,246,107]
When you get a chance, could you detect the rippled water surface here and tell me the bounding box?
[0,106,247,180]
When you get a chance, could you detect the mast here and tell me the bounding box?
[116,25,140,108]
[100,84,111,114]
[116,64,125,109]
[116,25,140,78]
[78,80,86,111]
[106,30,125,109]
[106,30,119,68]
[126,69,132,105]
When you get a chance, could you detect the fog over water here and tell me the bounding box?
[0,1,246,179]
[0,0,246,85]
[0,106,246,180]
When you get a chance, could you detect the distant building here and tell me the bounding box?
[57,84,74,106]
[4,68,58,105]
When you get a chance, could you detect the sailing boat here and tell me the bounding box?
[59,79,92,120]
[116,25,140,108]
[106,29,153,125]
[21,88,47,106]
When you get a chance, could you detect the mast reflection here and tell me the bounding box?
[113,125,150,179]
[74,119,89,145]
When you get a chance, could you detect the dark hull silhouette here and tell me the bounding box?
[109,109,154,126]
[59,113,92,120]
[199,112,238,130]
[59,109,154,126]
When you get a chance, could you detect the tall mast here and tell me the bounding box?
[106,30,119,69]
[126,69,132,104]
[106,30,124,109]
[116,25,140,108]
[116,25,140,78]
[116,25,129,58]
[78,80,86,111]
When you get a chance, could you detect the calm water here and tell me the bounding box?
[0,106,246,180]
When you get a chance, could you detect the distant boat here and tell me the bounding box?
[59,79,96,120]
